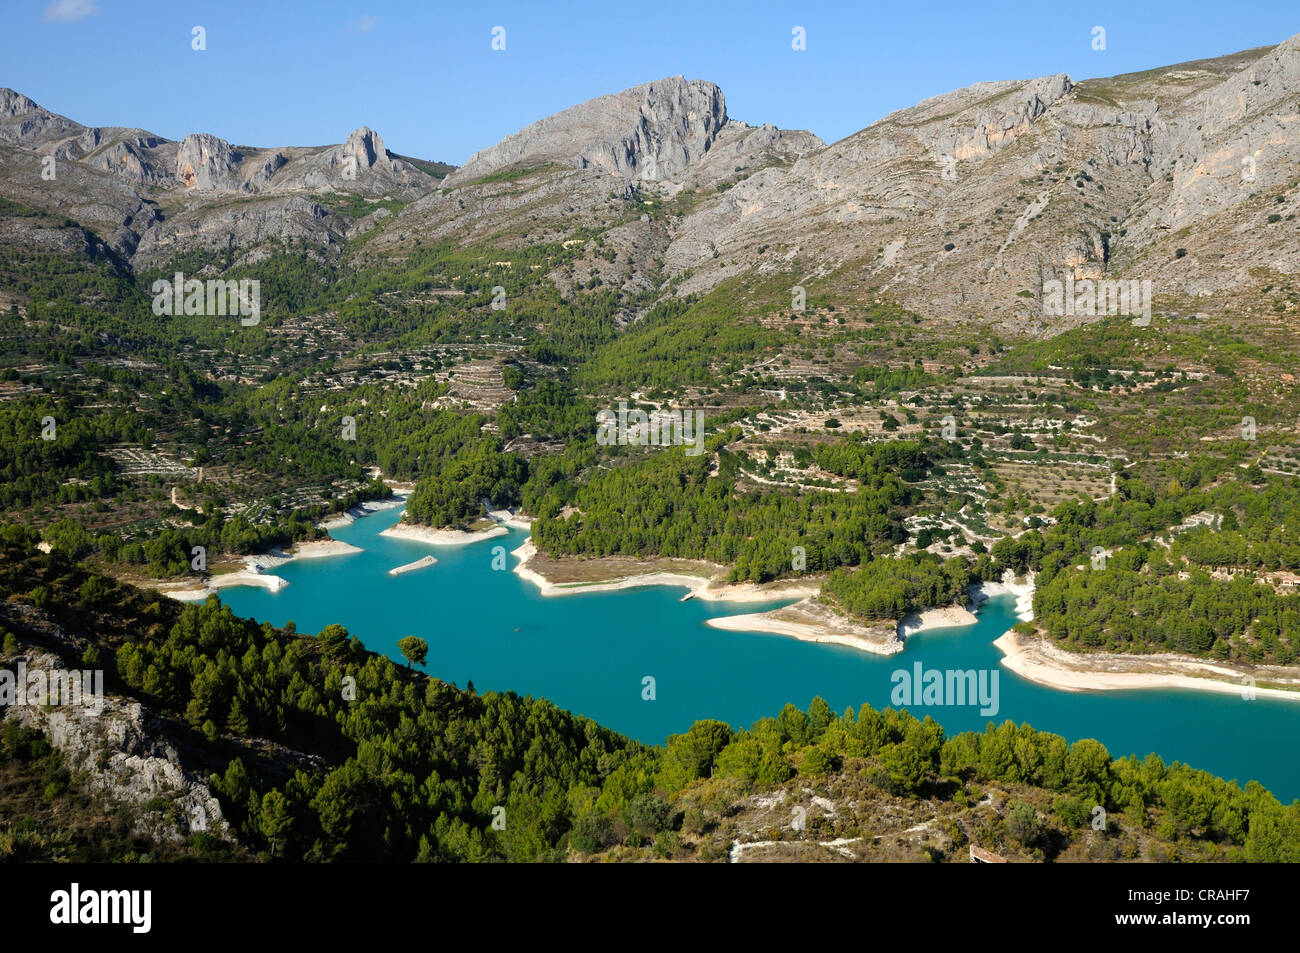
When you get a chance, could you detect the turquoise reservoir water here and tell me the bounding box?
[218,508,1300,802]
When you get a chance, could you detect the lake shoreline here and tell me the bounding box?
[995,628,1300,700]
[381,521,509,546]
[160,538,364,602]
[163,495,511,601]
[176,514,1300,702]
[974,571,1300,700]
[511,540,992,654]
[318,493,409,530]
[510,538,820,604]
[705,598,906,655]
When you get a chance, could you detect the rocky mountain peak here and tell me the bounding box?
[343,126,387,169]
[0,87,41,119]
[445,76,730,186]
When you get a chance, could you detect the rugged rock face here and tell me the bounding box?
[0,139,161,258]
[263,126,431,198]
[3,652,229,843]
[0,86,438,264]
[445,77,736,186]
[675,120,825,194]
[1124,35,1300,245]
[0,87,82,147]
[658,71,1085,313]
[85,135,172,186]
[343,126,387,170]
[132,194,349,271]
[923,74,1073,161]
[371,77,823,295]
[176,133,243,192]
[658,36,1300,328]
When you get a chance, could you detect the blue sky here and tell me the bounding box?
[4,1,1297,164]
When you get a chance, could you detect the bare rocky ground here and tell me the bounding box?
[0,602,326,846]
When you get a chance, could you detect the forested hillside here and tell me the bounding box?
[1,537,1297,862]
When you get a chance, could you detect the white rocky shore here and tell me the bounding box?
[510,539,982,655]
[510,539,817,602]
[318,493,409,530]
[703,600,906,655]
[701,572,1038,653]
[972,571,1036,622]
[380,520,508,546]
[971,571,1300,700]
[251,539,364,568]
[159,539,363,601]
[994,628,1300,701]
[706,600,982,655]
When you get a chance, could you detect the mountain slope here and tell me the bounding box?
[9,36,1298,330]
[661,37,1300,329]
[0,87,443,266]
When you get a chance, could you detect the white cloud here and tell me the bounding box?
[43,0,98,22]
[346,15,377,34]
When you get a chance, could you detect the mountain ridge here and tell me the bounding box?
[2,32,1299,326]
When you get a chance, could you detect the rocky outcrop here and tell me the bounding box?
[657,34,1300,328]
[0,87,82,148]
[375,77,821,282]
[342,126,387,171]
[0,139,161,258]
[85,135,172,186]
[445,76,733,186]
[674,120,824,193]
[1126,33,1300,239]
[176,133,244,191]
[0,86,441,266]
[265,127,431,198]
[2,651,229,843]
[921,74,1073,161]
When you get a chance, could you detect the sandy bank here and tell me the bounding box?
[509,539,818,602]
[245,539,363,573]
[209,570,289,593]
[284,539,362,560]
[158,538,364,601]
[994,629,1300,700]
[318,494,409,530]
[897,605,978,638]
[973,569,1300,699]
[708,598,980,656]
[706,598,904,656]
[705,570,1028,655]
[158,585,215,602]
[510,539,978,653]
[380,521,508,546]
[510,539,712,596]
[159,564,293,602]
[689,579,820,603]
[389,555,438,576]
